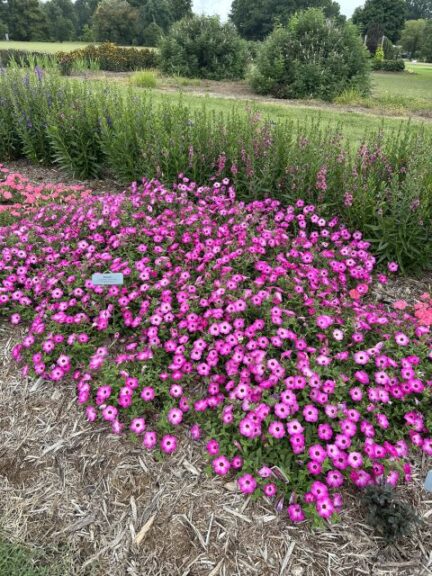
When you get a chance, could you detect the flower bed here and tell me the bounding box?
[1,68,431,271]
[0,164,92,225]
[0,176,431,524]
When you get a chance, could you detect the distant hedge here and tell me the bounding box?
[0,44,158,74]
[371,59,405,72]
[57,43,158,74]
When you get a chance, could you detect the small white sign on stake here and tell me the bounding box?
[91,273,124,286]
[425,470,432,492]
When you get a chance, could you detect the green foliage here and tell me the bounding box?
[406,0,432,19]
[141,22,163,47]
[0,48,53,67]
[169,0,192,22]
[400,19,426,57]
[421,19,432,61]
[57,43,158,74]
[0,540,68,576]
[0,69,431,270]
[93,0,139,45]
[229,0,341,41]
[43,0,78,42]
[352,0,407,45]
[361,484,420,541]
[74,0,99,37]
[136,0,172,35]
[0,19,8,38]
[372,59,405,71]
[129,69,158,87]
[5,0,48,41]
[375,44,385,62]
[249,9,370,101]
[382,36,397,59]
[80,24,95,42]
[159,15,248,80]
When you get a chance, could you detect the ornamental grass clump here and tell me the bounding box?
[0,176,431,524]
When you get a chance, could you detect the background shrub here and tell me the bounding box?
[0,50,56,69]
[142,22,163,47]
[159,15,248,80]
[249,9,370,101]
[421,20,432,62]
[372,59,405,71]
[57,43,158,75]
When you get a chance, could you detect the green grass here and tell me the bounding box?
[373,64,432,100]
[82,72,431,147]
[0,41,92,53]
[130,70,158,88]
[145,89,432,147]
[0,540,69,576]
[335,63,432,117]
[0,41,156,54]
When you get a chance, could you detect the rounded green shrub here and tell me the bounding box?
[249,8,371,101]
[159,15,248,80]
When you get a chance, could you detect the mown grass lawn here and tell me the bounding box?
[0,41,92,53]
[373,63,432,100]
[336,62,432,116]
[129,87,432,148]
[0,41,154,53]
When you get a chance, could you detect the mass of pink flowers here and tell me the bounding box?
[0,164,92,217]
[0,174,431,523]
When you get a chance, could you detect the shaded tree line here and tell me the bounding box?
[0,0,191,45]
[1,0,432,60]
[351,0,432,54]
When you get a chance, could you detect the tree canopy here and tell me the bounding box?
[400,19,426,56]
[4,0,48,40]
[93,0,139,44]
[406,0,432,20]
[230,0,341,41]
[352,0,407,44]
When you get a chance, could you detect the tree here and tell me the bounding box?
[250,8,370,100]
[400,19,426,56]
[230,0,341,41]
[406,0,432,19]
[141,21,162,46]
[0,19,7,39]
[44,0,77,41]
[74,0,99,37]
[170,0,191,22]
[351,0,407,46]
[159,15,248,79]
[138,0,172,32]
[93,0,139,45]
[6,0,48,40]
[421,19,432,61]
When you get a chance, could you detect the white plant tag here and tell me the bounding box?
[425,470,432,492]
[91,273,124,286]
